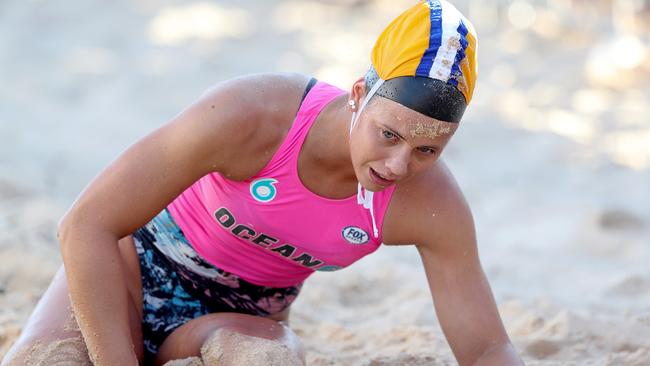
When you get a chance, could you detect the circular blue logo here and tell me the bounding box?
[250,178,278,202]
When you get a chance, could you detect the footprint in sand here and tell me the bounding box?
[365,353,441,366]
[525,339,562,359]
[606,275,650,297]
[598,209,645,231]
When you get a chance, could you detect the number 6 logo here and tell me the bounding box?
[250,178,278,203]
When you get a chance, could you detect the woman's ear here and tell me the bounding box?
[350,77,367,110]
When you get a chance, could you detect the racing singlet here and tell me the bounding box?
[167,81,396,287]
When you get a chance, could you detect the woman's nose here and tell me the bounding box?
[385,149,409,178]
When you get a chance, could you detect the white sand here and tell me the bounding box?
[2,0,650,365]
[11,337,92,366]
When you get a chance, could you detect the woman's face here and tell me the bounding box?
[349,96,459,192]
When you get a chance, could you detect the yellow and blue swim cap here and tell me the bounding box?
[361,0,478,123]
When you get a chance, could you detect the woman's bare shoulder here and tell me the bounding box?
[197,72,312,137]
[173,73,313,179]
[382,160,473,246]
[202,72,312,120]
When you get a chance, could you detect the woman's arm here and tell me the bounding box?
[416,232,522,365]
[386,162,522,366]
[58,74,308,365]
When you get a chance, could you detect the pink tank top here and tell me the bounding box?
[167,82,396,287]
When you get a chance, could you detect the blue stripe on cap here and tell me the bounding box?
[415,0,443,77]
[448,20,469,87]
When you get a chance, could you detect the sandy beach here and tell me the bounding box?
[1,0,650,364]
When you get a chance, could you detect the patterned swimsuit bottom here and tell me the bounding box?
[131,209,302,361]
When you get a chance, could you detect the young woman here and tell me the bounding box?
[3,1,522,365]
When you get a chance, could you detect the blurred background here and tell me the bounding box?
[1,0,649,364]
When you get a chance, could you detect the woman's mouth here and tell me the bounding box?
[369,168,395,186]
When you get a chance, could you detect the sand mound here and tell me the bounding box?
[364,353,441,366]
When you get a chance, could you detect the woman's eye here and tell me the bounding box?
[417,147,436,155]
[382,130,396,139]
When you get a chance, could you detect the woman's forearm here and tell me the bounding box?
[59,224,139,365]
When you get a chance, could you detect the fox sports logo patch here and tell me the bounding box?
[250,178,278,202]
[342,226,369,245]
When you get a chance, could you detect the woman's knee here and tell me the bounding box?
[3,250,144,366]
[1,267,89,366]
[155,313,305,366]
[200,326,304,366]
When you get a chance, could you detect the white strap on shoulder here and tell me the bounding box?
[349,78,385,238]
[356,183,379,238]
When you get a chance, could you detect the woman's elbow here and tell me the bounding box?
[57,211,79,253]
[56,209,97,252]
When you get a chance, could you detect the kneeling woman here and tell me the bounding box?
[3,1,522,365]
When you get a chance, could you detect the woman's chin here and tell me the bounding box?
[358,179,392,193]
